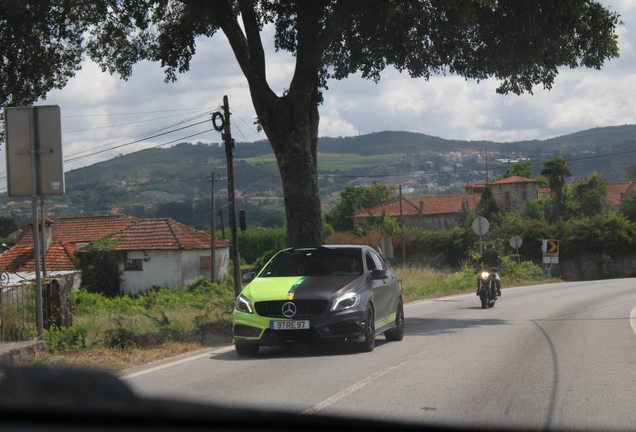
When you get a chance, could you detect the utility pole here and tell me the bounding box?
[485,147,489,184]
[219,209,225,239]
[399,185,406,264]
[212,96,241,297]
[210,171,215,283]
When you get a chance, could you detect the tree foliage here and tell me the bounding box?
[3,0,621,247]
[325,182,395,232]
[0,216,18,238]
[74,234,126,298]
[540,156,573,199]
[475,185,503,224]
[505,161,532,179]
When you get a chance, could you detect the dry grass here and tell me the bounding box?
[391,263,443,289]
[30,341,210,373]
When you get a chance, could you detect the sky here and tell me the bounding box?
[3,0,636,185]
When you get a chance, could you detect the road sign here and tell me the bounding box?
[543,254,559,264]
[509,235,523,249]
[542,239,559,253]
[4,105,64,197]
[471,217,489,236]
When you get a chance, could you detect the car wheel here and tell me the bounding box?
[385,297,404,342]
[235,343,259,356]
[357,303,375,352]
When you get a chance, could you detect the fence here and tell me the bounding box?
[0,276,74,342]
[0,282,37,342]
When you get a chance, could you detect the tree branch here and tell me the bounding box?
[214,0,277,108]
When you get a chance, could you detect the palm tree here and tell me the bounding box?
[540,157,573,200]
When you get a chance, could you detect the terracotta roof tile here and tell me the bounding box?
[113,218,230,251]
[17,214,141,246]
[353,194,480,218]
[466,176,539,190]
[0,242,78,272]
[606,182,636,205]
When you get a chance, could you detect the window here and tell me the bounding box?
[125,259,143,271]
[365,253,377,271]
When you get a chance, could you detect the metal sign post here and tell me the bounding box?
[4,105,64,340]
[509,235,523,264]
[471,217,489,253]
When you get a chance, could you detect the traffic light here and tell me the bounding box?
[239,210,246,232]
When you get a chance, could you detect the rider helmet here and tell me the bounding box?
[484,243,495,253]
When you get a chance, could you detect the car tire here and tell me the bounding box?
[357,303,375,353]
[235,343,259,356]
[385,297,404,342]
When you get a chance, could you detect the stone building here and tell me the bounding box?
[465,176,540,213]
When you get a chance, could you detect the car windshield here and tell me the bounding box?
[260,248,363,277]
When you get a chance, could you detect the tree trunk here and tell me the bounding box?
[253,93,324,247]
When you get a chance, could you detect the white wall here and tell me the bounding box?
[119,248,231,294]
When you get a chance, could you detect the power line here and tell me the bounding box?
[62,107,213,117]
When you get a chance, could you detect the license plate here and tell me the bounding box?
[270,320,310,330]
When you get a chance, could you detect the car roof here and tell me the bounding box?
[282,245,377,254]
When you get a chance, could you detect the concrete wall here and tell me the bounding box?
[355,212,465,232]
[551,253,636,281]
[120,248,231,294]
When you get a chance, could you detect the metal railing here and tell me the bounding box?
[0,278,37,342]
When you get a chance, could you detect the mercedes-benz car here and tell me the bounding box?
[232,245,404,355]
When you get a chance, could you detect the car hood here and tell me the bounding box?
[242,275,364,302]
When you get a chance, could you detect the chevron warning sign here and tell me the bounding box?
[542,239,559,263]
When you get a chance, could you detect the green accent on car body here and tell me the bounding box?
[286,276,307,299]
[240,277,306,302]
[375,313,396,329]
[232,312,269,340]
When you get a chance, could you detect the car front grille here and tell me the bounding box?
[254,300,328,318]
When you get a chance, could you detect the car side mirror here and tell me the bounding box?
[370,269,388,280]
[242,272,256,283]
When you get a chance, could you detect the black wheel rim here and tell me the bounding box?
[396,301,404,333]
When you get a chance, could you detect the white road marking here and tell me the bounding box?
[301,336,450,415]
[119,345,235,380]
[630,306,636,338]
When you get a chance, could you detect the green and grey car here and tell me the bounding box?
[232,245,404,356]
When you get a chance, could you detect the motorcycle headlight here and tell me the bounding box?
[235,294,253,314]
[331,292,360,311]
[480,271,490,279]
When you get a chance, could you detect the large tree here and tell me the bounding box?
[4,1,620,247]
[540,156,574,200]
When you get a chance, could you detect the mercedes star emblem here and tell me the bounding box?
[282,302,297,318]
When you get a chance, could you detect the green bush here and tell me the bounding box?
[44,324,88,353]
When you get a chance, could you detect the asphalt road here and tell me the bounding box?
[120,279,636,430]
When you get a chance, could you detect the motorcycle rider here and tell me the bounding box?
[475,243,503,297]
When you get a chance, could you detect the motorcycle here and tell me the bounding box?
[477,265,499,309]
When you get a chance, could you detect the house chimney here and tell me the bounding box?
[42,219,52,251]
[352,203,358,216]
[419,201,424,213]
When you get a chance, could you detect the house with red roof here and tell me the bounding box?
[352,194,481,231]
[0,215,231,294]
[605,182,636,206]
[466,176,540,213]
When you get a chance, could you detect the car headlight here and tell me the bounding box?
[331,292,360,311]
[235,294,253,314]
[480,271,490,279]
